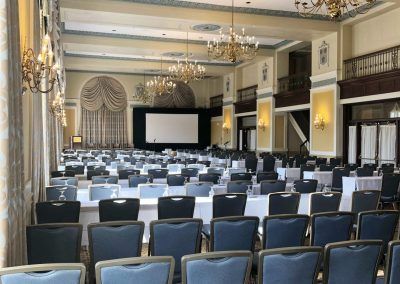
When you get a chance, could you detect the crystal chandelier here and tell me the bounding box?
[207,0,259,63]
[294,0,377,19]
[169,32,206,84]
[50,90,67,127]
[147,58,176,95]
[133,73,152,103]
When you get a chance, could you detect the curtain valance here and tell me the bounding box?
[80,76,127,111]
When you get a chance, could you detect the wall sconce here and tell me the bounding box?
[258,118,266,131]
[314,114,325,130]
[222,122,230,134]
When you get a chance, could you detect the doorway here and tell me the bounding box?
[237,116,256,151]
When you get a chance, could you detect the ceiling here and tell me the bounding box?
[60,0,398,76]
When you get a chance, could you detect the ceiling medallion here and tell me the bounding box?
[294,0,377,19]
[169,32,206,84]
[207,0,259,63]
[147,57,176,96]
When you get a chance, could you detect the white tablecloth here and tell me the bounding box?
[303,171,332,186]
[342,176,382,195]
[277,168,301,182]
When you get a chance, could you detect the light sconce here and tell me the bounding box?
[258,118,266,131]
[222,122,230,134]
[314,114,325,131]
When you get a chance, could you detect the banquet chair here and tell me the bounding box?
[227,180,253,194]
[148,169,169,179]
[309,192,342,215]
[268,192,300,215]
[36,201,81,224]
[65,165,85,175]
[310,212,354,247]
[118,169,140,180]
[167,164,185,173]
[363,163,378,171]
[142,164,161,173]
[89,184,121,201]
[46,185,77,201]
[158,196,195,220]
[138,184,167,198]
[181,168,199,178]
[185,158,197,164]
[323,240,383,284]
[128,174,153,187]
[185,182,212,197]
[0,263,86,284]
[256,172,278,183]
[207,167,224,176]
[245,156,258,173]
[263,155,276,172]
[300,164,316,179]
[92,175,118,185]
[87,165,106,172]
[227,168,247,176]
[99,198,140,222]
[380,163,395,175]
[51,170,75,178]
[351,190,381,222]
[316,157,328,166]
[258,247,322,284]
[95,256,174,284]
[319,164,335,172]
[181,251,252,284]
[186,164,204,172]
[330,158,342,167]
[293,179,318,194]
[345,163,359,171]
[88,221,144,281]
[356,167,374,177]
[381,241,400,284]
[150,218,202,283]
[198,173,220,184]
[26,223,82,264]
[231,173,252,181]
[50,177,78,187]
[167,174,188,186]
[87,170,110,180]
[380,173,400,208]
[259,180,286,195]
[331,168,350,192]
[209,216,259,252]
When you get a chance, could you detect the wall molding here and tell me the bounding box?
[235,111,257,117]
[310,71,338,84]
[211,116,223,122]
[340,91,400,105]
[275,103,310,113]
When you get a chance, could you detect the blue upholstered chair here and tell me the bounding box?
[88,221,145,280]
[309,192,342,215]
[300,164,316,179]
[261,214,309,249]
[268,192,300,215]
[150,218,202,282]
[259,180,286,195]
[0,263,86,284]
[245,156,258,173]
[87,165,106,172]
[351,190,381,220]
[356,210,399,251]
[158,196,195,220]
[186,164,204,172]
[231,172,252,181]
[319,164,335,172]
[51,170,75,178]
[310,212,354,247]
[99,198,140,222]
[92,176,119,185]
[50,177,78,187]
[95,256,174,284]
[181,251,252,284]
[167,164,185,173]
[89,184,121,201]
[210,216,259,252]
[323,240,383,284]
[213,193,247,218]
[36,201,81,224]
[380,174,400,208]
[87,170,110,181]
[138,184,167,198]
[181,168,199,178]
[356,167,374,177]
[148,169,169,179]
[382,241,400,284]
[198,173,220,184]
[185,182,212,197]
[207,167,224,176]
[167,174,188,186]
[263,155,276,172]
[258,247,322,284]
[331,168,350,192]
[256,172,278,183]
[65,165,84,175]
[26,224,82,264]
[46,185,77,201]
[128,174,153,187]
[227,180,253,194]
[118,169,140,180]
[293,179,318,194]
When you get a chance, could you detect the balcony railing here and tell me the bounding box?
[344,45,400,80]
[237,85,257,102]
[210,94,223,108]
[278,73,311,93]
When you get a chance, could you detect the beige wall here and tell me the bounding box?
[210,118,222,146]
[189,77,223,108]
[257,99,272,150]
[312,32,338,76]
[222,106,233,147]
[274,114,285,150]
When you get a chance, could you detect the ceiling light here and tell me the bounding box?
[147,57,176,95]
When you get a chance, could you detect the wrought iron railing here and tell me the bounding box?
[210,94,223,108]
[278,73,311,93]
[344,45,400,80]
[237,85,257,102]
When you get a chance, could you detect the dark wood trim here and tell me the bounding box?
[234,99,257,114]
[274,88,310,108]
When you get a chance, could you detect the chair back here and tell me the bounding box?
[363,163,377,171]
[310,212,354,247]
[309,192,342,215]
[185,182,212,197]
[50,177,78,187]
[186,164,205,171]
[51,170,75,178]
[167,163,185,173]
[138,183,167,198]
[268,192,300,215]
[99,198,140,222]
[259,180,286,195]
[262,214,309,249]
[210,216,259,252]
[158,196,195,219]
[330,158,342,167]
[167,174,188,186]
[118,169,140,180]
[319,164,335,172]
[207,167,224,176]
[198,173,220,184]
[331,168,350,191]
[89,184,121,201]
[230,172,252,181]
[46,185,77,201]
[128,174,153,187]
[245,157,258,172]
[263,156,276,172]
[65,165,84,175]
[36,201,81,224]
[384,241,400,284]
[181,251,252,284]
[323,240,383,284]
[181,168,199,178]
[87,170,110,180]
[147,169,168,179]
[87,165,106,172]
[150,219,202,276]
[256,172,278,183]
[92,176,118,185]
[293,179,318,194]
[227,180,253,194]
[95,256,174,284]
[345,163,358,171]
[351,190,381,217]
[213,194,247,218]
[300,164,315,179]
[381,173,400,200]
[258,247,322,284]
[355,167,374,177]
[26,224,82,264]
[0,263,86,284]
[316,157,327,166]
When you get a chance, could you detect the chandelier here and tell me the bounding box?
[294,0,377,19]
[50,90,67,127]
[207,0,259,63]
[169,32,206,83]
[147,58,176,95]
[133,73,152,103]
[22,34,60,94]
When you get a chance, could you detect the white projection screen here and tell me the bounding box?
[146,113,199,143]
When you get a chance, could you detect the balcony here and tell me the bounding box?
[234,85,257,114]
[274,73,311,108]
[209,94,223,117]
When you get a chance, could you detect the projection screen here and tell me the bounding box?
[145,113,198,143]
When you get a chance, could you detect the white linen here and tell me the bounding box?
[348,126,357,164]
[379,124,397,166]
[361,125,377,166]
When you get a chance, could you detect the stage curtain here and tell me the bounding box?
[80,76,127,147]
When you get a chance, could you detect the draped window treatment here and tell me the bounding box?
[361,125,377,165]
[80,77,127,147]
[348,126,357,164]
[379,124,397,165]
